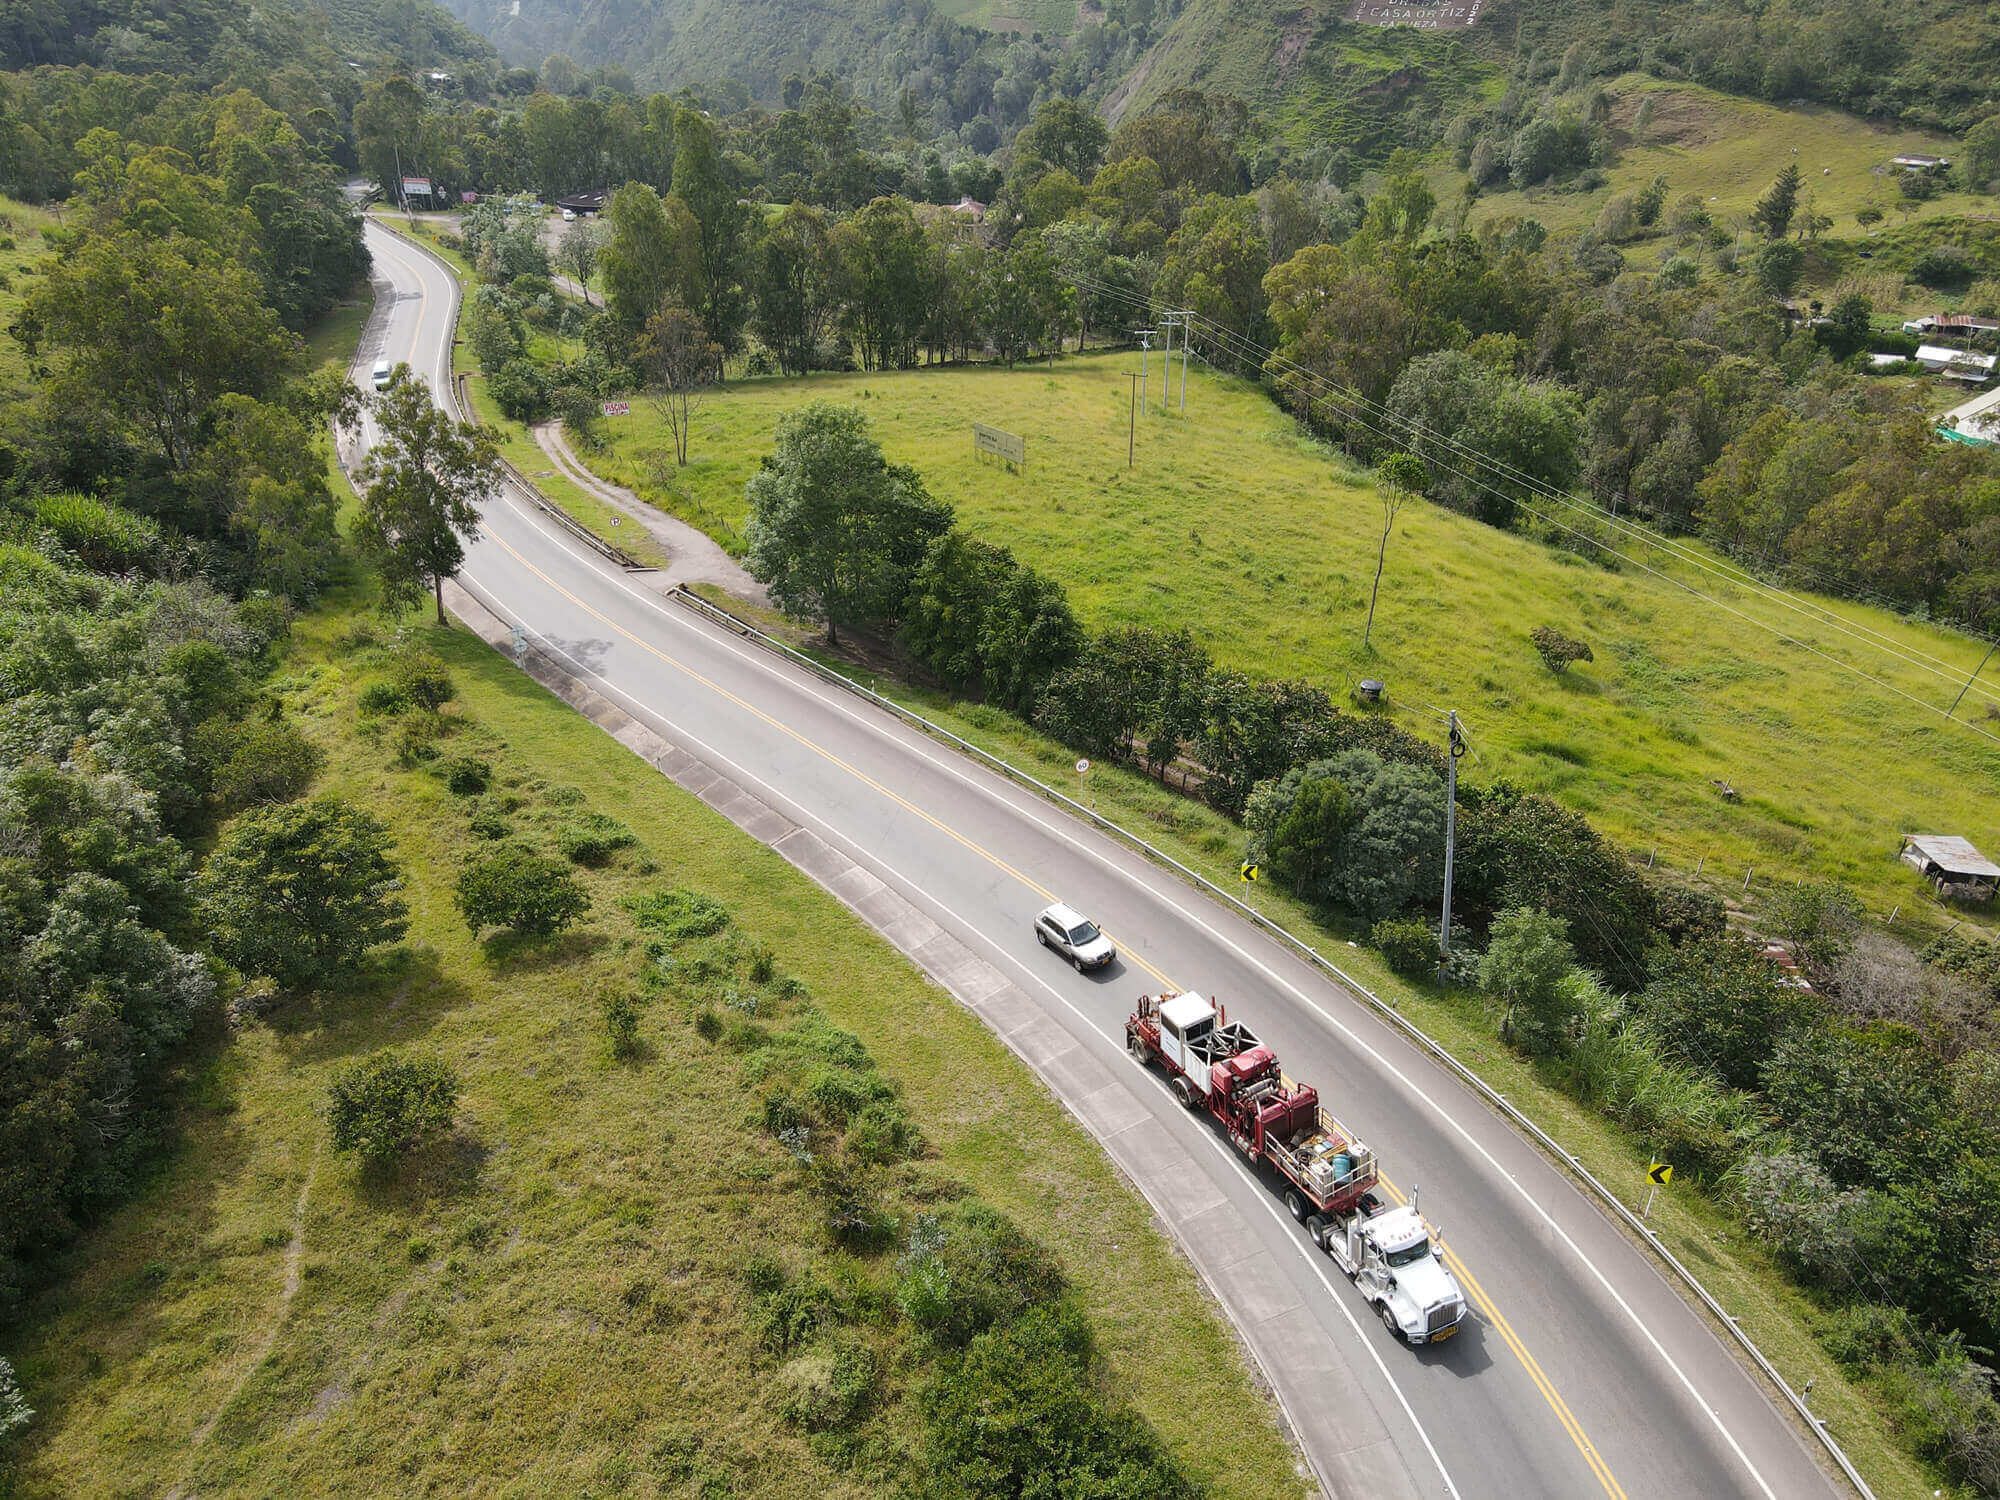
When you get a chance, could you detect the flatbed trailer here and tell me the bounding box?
[1127,991,1467,1345]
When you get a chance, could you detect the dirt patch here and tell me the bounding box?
[988,14,1032,33]
[1608,86,1730,150]
[1273,18,1313,78]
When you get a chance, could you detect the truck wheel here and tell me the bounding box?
[1172,1077,1198,1109]
[1127,1030,1146,1062]
[1379,1301,1402,1340]
[1305,1215,1329,1249]
[1285,1190,1308,1223]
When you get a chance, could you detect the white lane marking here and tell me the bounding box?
[456,577,1465,1500]
[375,226,1785,1497]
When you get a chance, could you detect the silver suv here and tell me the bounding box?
[1034,903,1117,970]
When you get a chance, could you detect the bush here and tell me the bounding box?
[694,1008,723,1042]
[1372,917,1439,980]
[896,1203,1066,1349]
[0,1355,30,1445]
[33,492,164,573]
[778,1333,878,1431]
[198,713,324,807]
[1530,625,1593,673]
[604,992,641,1057]
[199,797,410,990]
[438,755,493,796]
[357,679,409,715]
[455,848,592,936]
[624,887,730,942]
[557,812,637,866]
[390,648,455,710]
[921,1303,1197,1500]
[325,1050,459,1165]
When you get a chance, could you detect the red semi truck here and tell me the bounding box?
[1126,991,1467,1345]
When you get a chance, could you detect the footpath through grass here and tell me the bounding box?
[596,353,2000,943]
[3,593,1304,1500]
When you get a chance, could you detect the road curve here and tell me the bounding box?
[353,219,1844,1500]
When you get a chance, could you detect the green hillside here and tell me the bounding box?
[437,0,997,105]
[0,0,492,73]
[558,354,2000,937]
[1460,76,1978,248]
[5,594,1303,1499]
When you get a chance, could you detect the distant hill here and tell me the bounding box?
[1112,0,1997,160]
[0,0,493,75]
[438,0,993,107]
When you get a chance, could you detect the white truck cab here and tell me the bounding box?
[1327,1202,1465,1344]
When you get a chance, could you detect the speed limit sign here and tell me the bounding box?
[1075,758,1090,775]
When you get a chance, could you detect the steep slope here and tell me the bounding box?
[440,0,992,105]
[0,0,492,75]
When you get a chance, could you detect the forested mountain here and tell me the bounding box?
[0,0,492,77]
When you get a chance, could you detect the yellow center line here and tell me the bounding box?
[1378,1176,1627,1499]
[483,519,1624,1498]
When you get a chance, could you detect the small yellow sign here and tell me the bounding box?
[1240,862,1261,883]
[1647,1162,1673,1186]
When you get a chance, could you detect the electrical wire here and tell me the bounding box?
[1065,269,2000,712]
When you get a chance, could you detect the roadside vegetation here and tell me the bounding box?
[4,600,1300,1496]
[652,391,1998,1495]
[0,108,1303,1498]
[571,354,1999,935]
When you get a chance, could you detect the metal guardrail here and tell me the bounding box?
[667,583,1874,1500]
[382,211,1870,1499]
[447,374,652,572]
[373,221,651,576]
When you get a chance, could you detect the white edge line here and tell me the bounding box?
[454,574,1464,1500]
[375,220,1778,1499]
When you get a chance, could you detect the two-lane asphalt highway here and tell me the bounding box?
[355,218,1845,1500]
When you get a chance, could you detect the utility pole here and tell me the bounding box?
[1177,311,1191,413]
[1440,711,1465,957]
[1134,329,1152,411]
[1947,637,1998,719]
[1127,373,1138,467]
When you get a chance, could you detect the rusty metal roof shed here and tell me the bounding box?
[1902,834,2000,878]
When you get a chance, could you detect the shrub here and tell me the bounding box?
[325,1050,459,1165]
[199,798,410,990]
[921,1303,1197,1499]
[604,992,641,1057]
[624,887,730,941]
[778,1333,878,1431]
[390,648,455,709]
[896,1203,1066,1349]
[467,801,511,839]
[557,812,637,866]
[0,1355,30,1444]
[1372,917,1439,980]
[1482,906,1580,1056]
[847,1099,920,1164]
[1530,625,1593,673]
[456,849,592,936]
[438,755,493,796]
[357,679,409,715]
[32,492,164,573]
[199,714,324,807]
[693,1008,723,1042]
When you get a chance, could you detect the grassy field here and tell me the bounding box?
[1456,75,1989,312]
[0,197,57,412]
[3,595,1305,1498]
[581,353,2000,941]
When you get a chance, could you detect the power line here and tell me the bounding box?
[1065,270,2000,710]
[1143,308,2000,748]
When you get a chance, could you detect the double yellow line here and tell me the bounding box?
[1378,1177,1627,1498]
[480,518,1625,1499]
